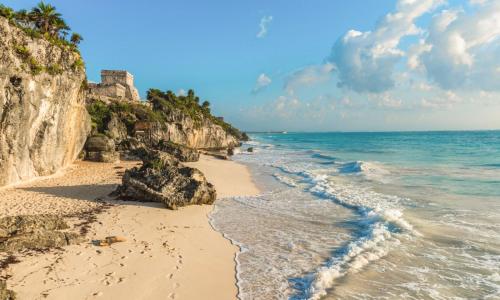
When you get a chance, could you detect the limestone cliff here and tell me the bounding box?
[0,17,90,186]
[87,99,243,151]
[149,108,241,149]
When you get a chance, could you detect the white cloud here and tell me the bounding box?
[284,63,334,93]
[327,0,444,93]
[177,89,186,96]
[252,73,272,94]
[416,1,500,90]
[257,16,273,38]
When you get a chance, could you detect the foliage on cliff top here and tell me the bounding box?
[146,88,247,140]
[0,2,83,53]
[87,100,164,135]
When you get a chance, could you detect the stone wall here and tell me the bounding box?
[88,82,126,99]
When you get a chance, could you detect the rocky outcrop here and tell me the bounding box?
[0,17,90,186]
[113,151,216,209]
[0,215,83,252]
[84,135,119,163]
[156,140,199,162]
[149,109,240,149]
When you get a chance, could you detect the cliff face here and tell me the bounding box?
[0,17,90,186]
[150,109,240,149]
[88,100,241,151]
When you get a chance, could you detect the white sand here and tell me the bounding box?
[2,155,259,300]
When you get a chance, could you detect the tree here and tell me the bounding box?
[30,2,66,36]
[201,101,211,113]
[70,32,83,45]
[0,5,15,20]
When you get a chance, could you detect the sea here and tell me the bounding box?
[209,131,500,300]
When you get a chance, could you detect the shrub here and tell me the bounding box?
[46,64,63,75]
[28,57,43,75]
[14,44,30,60]
[72,58,84,70]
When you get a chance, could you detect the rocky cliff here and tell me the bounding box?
[149,108,240,149]
[0,17,90,186]
[87,99,242,151]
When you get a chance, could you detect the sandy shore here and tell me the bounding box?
[1,155,259,300]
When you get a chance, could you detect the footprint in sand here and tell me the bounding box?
[168,292,176,299]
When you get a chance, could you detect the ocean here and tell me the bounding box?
[210,131,500,300]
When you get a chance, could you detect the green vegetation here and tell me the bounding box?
[146,88,246,139]
[46,63,63,75]
[86,100,165,135]
[0,2,82,52]
[28,57,43,75]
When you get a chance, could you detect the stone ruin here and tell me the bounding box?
[88,70,140,102]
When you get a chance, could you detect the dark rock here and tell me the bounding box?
[85,135,115,152]
[227,147,234,156]
[84,135,119,163]
[113,151,216,209]
[0,231,82,252]
[157,141,199,162]
[247,147,254,152]
[0,215,69,236]
[0,280,16,300]
[0,215,83,252]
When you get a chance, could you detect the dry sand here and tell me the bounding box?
[1,155,259,300]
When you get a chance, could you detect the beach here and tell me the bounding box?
[0,155,259,300]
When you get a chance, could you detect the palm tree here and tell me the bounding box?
[30,2,65,36]
[70,33,83,45]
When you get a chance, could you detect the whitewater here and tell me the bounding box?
[210,132,500,300]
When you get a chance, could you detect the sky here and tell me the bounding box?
[4,0,500,132]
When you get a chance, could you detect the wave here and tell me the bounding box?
[273,173,298,187]
[303,173,416,299]
[479,163,500,168]
[338,161,390,182]
[271,168,416,299]
[311,152,337,161]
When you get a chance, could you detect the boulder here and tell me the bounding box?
[85,135,115,152]
[247,147,254,152]
[113,151,216,209]
[0,215,83,252]
[157,141,199,162]
[84,135,119,163]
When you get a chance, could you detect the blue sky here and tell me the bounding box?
[4,0,500,131]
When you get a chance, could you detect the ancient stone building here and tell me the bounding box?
[88,70,140,102]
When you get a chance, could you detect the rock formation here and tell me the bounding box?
[156,140,199,162]
[0,215,83,252]
[113,150,216,209]
[84,135,119,163]
[0,17,90,186]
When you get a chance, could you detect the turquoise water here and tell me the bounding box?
[210,131,500,299]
